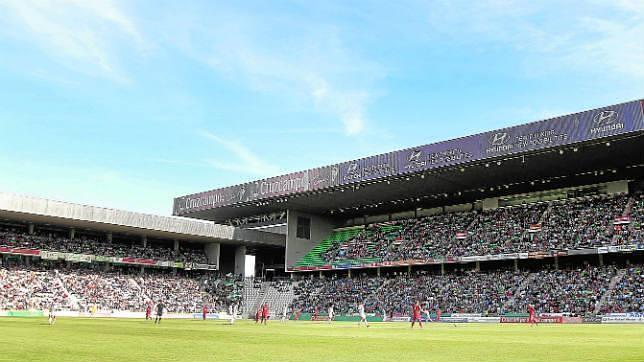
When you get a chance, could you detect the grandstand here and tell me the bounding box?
[2,99,644,319]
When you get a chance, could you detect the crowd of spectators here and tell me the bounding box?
[291,276,385,314]
[290,265,642,316]
[514,265,617,314]
[601,266,643,313]
[321,193,638,265]
[0,266,73,310]
[0,228,207,264]
[0,265,242,313]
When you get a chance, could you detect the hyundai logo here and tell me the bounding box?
[592,110,619,127]
[408,150,423,163]
[489,132,509,146]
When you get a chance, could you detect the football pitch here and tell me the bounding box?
[0,318,643,362]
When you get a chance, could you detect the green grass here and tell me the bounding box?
[0,318,643,362]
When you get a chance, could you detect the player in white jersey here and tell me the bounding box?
[48,304,56,326]
[327,303,334,323]
[228,303,238,325]
[281,305,289,322]
[357,302,369,327]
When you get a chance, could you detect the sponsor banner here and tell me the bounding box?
[121,257,156,265]
[309,165,340,191]
[602,313,644,324]
[451,313,481,318]
[519,253,529,259]
[94,255,112,263]
[339,153,398,185]
[528,251,548,259]
[562,317,583,324]
[174,100,644,215]
[583,315,603,324]
[192,313,223,320]
[503,253,518,259]
[501,316,562,323]
[0,246,40,256]
[567,248,596,256]
[65,253,94,263]
[608,246,619,253]
[4,310,45,317]
[597,247,609,254]
[617,244,636,252]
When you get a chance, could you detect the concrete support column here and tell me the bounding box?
[319,271,323,278]
[514,258,519,272]
[407,265,412,274]
[173,240,180,256]
[106,232,113,244]
[554,256,559,270]
[441,263,445,276]
[377,267,381,277]
[234,245,247,277]
[25,256,31,267]
[69,228,75,241]
[141,235,147,248]
[28,223,35,235]
[140,266,144,275]
[204,243,221,266]
[475,261,480,272]
[348,269,352,278]
[598,254,604,266]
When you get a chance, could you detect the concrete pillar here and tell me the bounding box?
[106,232,113,244]
[348,269,352,278]
[140,266,144,275]
[234,245,247,277]
[475,261,480,272]
[554,256,559,270]
[173,240,180,255]
[69,228,75,240]
[28,223,35,235]
[141,235,147,248]
[377,267,381,277]
[25,256,31,267]
[204,243,221,266]
[319,271,323,278]
[441,263,445,275]
[514,258,519,272]
[598,254,604,266]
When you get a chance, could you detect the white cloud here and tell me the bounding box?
[0,0,145,82]
[169,8,384,136]
[425,0,644,80]
[200,130,280,177]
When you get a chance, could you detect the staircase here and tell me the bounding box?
[595,269,626,313]
[504,272,535,313]
[622,196,635,217]
[244,278,265,317]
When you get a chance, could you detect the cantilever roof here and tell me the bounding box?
[0,192,284,247]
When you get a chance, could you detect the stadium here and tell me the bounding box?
[1,99,643,361]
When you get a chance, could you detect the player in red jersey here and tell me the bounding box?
[255,308,261,324]
[145,304,151,321]
[261,303,269,325]
[411,301,423,328]
[528,304,538,326]
[202,305,208,321]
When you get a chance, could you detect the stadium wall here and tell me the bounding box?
[285,210,337,269]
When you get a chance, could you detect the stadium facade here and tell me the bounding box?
[173,98,644,274]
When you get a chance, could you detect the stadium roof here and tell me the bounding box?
[175,99,644,222]
[0,192,284,247]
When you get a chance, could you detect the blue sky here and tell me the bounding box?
[1,0,643,215]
